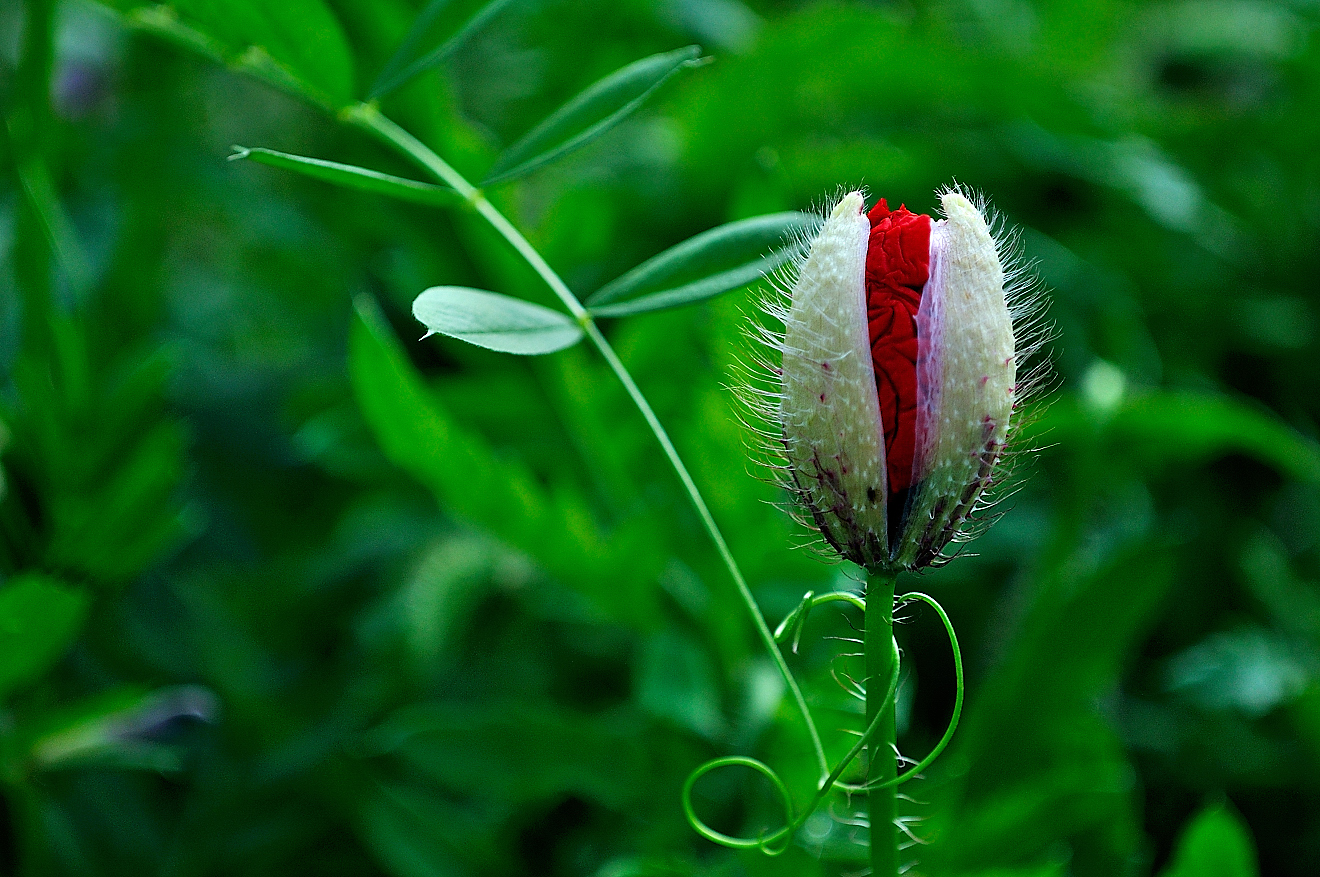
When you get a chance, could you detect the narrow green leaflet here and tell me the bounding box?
[483,46,705,186]
[371,0,519,98]
[0,574,89,703]
[586,212,817,318]
[412,286,583,355]
[230,147,462,208]
[1157,803,1259,877]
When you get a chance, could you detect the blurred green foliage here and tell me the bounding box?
[2,0,1319,874]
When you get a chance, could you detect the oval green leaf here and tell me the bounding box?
[371,0,518,99]
[230,146,462,208]
[413,287,583,355]
[483,46,705,186]
[586,212,817,318]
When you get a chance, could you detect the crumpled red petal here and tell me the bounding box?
[865,199,930,496]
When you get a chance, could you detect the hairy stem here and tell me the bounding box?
[344,101,829,778]
[867,570,899,877]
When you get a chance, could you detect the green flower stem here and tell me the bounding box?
[343,101,830,779]
[851,591,964,794]
[866,570,899,877]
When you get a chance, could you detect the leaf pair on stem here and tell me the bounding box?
[231,35,808,352]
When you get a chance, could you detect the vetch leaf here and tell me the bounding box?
[0,574,89,702]
[370,0,519,99]
[412,286,583,355]
[586,211,816,317]
[483,46,705,186]
[230,147,463,208]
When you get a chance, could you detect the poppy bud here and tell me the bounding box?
[761,186,1044,573]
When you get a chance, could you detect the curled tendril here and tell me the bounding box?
[684,616,898,854]
[685,590,964,854]
[773,590,868,654]
[681,757,795,855]
[840,592,963,794]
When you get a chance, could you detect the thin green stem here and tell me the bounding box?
[866,570,899,877]
[344,100,829,779]
[808,590,867,613]
[342,105,479,199]
[787,633,897,838]
[584,322,827,778]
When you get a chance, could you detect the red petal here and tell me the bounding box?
[865,200,930,496]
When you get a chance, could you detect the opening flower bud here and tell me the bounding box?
[766,186,1043,573]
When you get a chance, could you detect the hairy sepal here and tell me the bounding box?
[899,190,1016,567]
[779,192,890,570]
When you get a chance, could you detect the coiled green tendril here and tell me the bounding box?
[681,590,963,855]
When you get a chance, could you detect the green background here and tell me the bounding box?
[3,0,1319,874]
